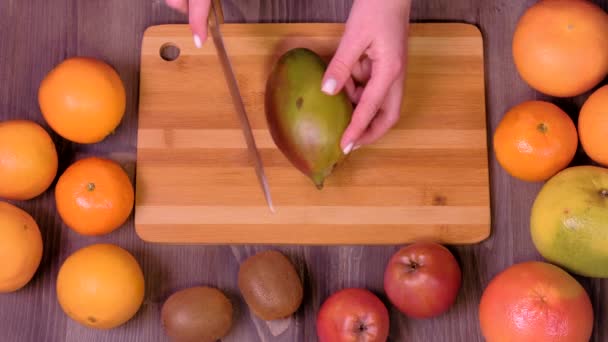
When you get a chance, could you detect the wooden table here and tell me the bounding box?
[1,1,607,341]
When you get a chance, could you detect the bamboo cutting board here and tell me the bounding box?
[134,22,491,245]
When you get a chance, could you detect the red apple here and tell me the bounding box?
[383,242,461,319]
[316,288,389,342]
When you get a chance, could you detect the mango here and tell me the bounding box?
[265,48,353,189]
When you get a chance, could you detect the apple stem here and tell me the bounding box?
[408,261,419,272]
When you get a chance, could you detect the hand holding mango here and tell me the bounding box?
[164,0,412,152]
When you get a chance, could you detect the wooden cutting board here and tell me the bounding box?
[134,22,491,245]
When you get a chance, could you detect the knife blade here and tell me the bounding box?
[208,2,275,213]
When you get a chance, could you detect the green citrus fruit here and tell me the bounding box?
[531,165,608,278]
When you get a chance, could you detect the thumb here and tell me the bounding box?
[321,31,367,96]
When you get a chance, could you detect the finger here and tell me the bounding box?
[350,85,365,104]
[165,0,188,13]
[321,31,368,96]
[340,60,401,153]
[344,77,359,103]
[352,57,372,85]
[354,73,405,146]
[189,0,212,48]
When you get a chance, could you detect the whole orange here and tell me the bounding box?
[0,201,43,293]
[512,0,608,97]
[55,157,134,236]
[0,120,58,200]
[38,57,126,144]
[479,261,593,342]
[56,243,145,329]
[493,100,578,182]
[579,84,608,166]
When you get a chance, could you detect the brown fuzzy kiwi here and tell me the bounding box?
[238,250,304,321]
[161,286,233,342]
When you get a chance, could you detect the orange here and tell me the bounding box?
[579,84,608,166]
[55,157,134,236]
[38,57,126,144]
[479,261,593,342]
[493,100,578,182]
[0,201,43,293]
[512,0,608,97]
[0,120,58,200]
[56,243,145,329]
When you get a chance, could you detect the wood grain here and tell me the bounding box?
[135,23,490,244]
[1,0,608,341]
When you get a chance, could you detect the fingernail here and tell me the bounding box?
[343,142,354,155]
[353,144,361,151]
[322,78,337,95]
[193,34,202,48]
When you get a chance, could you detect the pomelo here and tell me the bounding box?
[531,165,608,277]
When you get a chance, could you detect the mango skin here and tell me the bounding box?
[265,48,353,189]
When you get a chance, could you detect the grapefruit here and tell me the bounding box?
[479,261,593,342]
[512,0,608,97]
[0,120,58,200]
[56,243,145,329]
[531,165,608,278]
[38,57,126,144]
[0,201,43,292]
[579,84,608,166]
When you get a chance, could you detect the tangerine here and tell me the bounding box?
[579,84,608,166]
[493,100,578,182]
[56,243,145,329]
[512,0,608,97]
[55,157,134,236]
[0,201,43,293]
[0,120,58,200]
[38,57,126,144]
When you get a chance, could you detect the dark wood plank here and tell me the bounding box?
[1,0,607,341]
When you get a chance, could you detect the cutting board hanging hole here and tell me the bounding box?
[160,43,180,62]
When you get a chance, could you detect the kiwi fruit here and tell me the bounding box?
[161,286,233,342]
[238,250,303,321]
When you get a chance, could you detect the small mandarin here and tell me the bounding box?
[55,157,134,236]
[493,100,578,182]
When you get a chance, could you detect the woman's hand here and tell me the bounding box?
[164,0,411,153]
[164,0,212,48]
[322,0,411,154]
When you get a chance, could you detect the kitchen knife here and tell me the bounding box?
[208,2,275,213]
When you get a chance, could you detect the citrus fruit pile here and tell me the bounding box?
[486,1,608,341]
[0,56,142,329]
[495,0,608,182]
